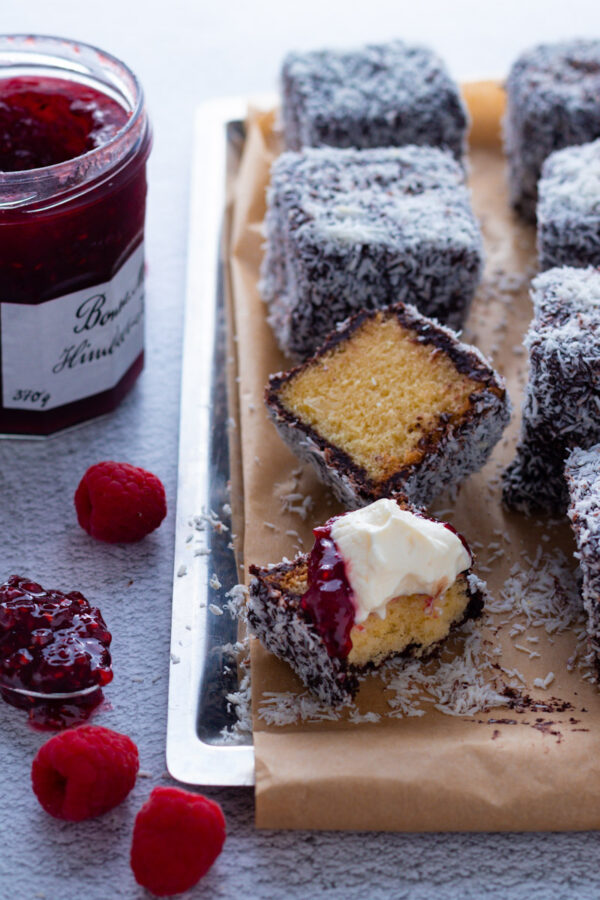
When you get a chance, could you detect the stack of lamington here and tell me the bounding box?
[503,40,600,516]
[502,40,600,676]
[247,41,513,703]
[260,39,511,512]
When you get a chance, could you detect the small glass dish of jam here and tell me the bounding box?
[0,35,152,436]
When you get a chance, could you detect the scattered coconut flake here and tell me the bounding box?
[533,672,555,690]
[258,691,352,725]
[348,709,381,724]
[225,584,248,617]
[209,573,222,590]
[209,603,223,616]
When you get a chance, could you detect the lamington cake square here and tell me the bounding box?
[265,304,510,510]
[538,139,600,270]
[565,444,600,678]
[504,40,600,222]
[247,499,485,706]
[260,145,484,359]
[503,266,600,515]
[281,40,468,158]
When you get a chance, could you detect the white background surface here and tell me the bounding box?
[3,2,600,898]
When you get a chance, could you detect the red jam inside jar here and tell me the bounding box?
[0,36,152,436]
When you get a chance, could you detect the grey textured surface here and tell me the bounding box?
[3,1,600,897]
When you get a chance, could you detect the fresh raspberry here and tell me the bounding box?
[31,725,139,821]
[130,786,226,896]
[75,461,167,543]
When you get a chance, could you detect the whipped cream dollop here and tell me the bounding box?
[329,499,471,625]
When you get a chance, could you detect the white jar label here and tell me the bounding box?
[1,243,145,412]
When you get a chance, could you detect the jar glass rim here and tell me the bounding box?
[0,34,149,204]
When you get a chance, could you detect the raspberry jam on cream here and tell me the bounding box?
[0,36,151,436]
[301,500,472,659]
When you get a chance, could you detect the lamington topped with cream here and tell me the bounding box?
[324,499,471,625]
[247,499,483,705]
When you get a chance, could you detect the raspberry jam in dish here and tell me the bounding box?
[0,36,152,436]
[301,523,355,659]
[0,575,113,729]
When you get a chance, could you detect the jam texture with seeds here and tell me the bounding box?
[0,77,128,172]
[0,575,112,727]
[301,524,355,659]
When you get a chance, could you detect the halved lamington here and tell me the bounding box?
[505,40,600,222]
[538,139,600,270]
[260,145,484,360]
[565,444,600,677]
[265,304,510,510]
[503,267,600,515]
[281,40,468,158]
[247,499,485,705]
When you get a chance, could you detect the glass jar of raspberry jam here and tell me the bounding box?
[0,35,152,436]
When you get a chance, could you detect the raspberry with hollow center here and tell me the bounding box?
[130,786,226,896]
[31,725,139,820]
[75,461,167,543]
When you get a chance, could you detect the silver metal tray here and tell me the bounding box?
[166,96,274,787]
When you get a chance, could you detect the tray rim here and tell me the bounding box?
[166,94,275,788]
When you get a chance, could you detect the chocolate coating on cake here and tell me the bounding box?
[259,145,484,360]
[266,304,511,510]
[565,444,600,678]
[538,139,600,270]
[281,40,468,158]
[504,40,600,222]
[247,557,485,706]
[503,266,600,514]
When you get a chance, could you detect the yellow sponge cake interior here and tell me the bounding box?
[277,313,486,482]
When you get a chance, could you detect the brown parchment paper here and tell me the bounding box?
[228,83,600,831]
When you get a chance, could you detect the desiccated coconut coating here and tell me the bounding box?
[281,40,468,158]
[260,145,484,360]
[565,444,600,677]
[538,139,600,270]
[265,304,511,510]
[503,266,600,515]
[504,40,600,222]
